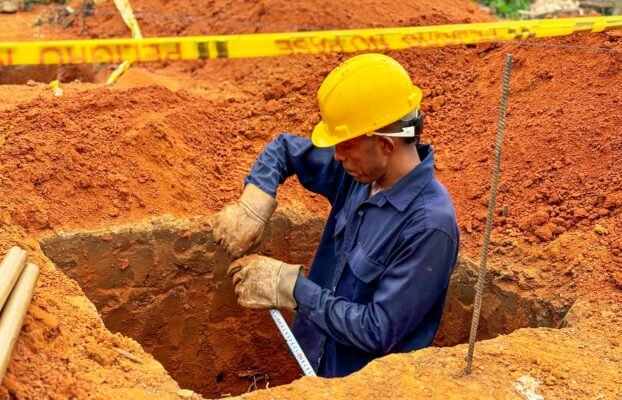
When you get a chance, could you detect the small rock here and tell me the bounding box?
[26,79,37,86]
[552,370,569,380]
[594,224,608,236]
[263,85,285,101]
[596,208,610,216]
[177,389,196,398]
[548,192,562,205]
[118,258,130,270]
[603,192,622,209]
[523,269,537,280]
[532,210,550,225]
[603,41,615,48]
[29,305,59,329]
[465,219,473,234]
[545,375,557,386]
[434,160,447,172]
[534,226,553,241]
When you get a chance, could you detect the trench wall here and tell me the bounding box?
[41,210,324,397]
[434,257,568,347]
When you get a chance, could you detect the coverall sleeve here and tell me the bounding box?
[244,133,345,204]
[293,228,456,354]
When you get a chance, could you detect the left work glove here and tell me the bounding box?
[227,254,302,310]
[212,183,277,259]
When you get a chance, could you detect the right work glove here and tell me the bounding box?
[212,183,277,259]
[227,254,302,310]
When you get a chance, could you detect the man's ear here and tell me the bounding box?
[377,136,396,155]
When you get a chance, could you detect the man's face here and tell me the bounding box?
[334,135,388,183]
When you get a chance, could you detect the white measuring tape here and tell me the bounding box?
[269,309,317,377]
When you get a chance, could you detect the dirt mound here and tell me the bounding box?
[0,83,329,233]
[77,0,491,38]
[244,294,622,400]
[421,32,622,264]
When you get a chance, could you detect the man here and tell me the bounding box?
[214,53,459,378]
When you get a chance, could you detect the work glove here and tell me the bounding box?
[227,254,302,310]
[212,183,277,259]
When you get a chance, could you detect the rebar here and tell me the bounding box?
[465,53,513,374]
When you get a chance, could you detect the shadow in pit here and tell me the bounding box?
[434,257,571,347]
[40,210,571,397]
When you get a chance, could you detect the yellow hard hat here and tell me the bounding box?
[312,53,423,148]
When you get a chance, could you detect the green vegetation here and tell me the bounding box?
[478,0,531,19]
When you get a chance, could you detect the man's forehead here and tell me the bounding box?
[337,135,370,148]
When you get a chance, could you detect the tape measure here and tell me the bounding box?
[269,309,316,377]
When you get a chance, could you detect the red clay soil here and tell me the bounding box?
[242,293,622,400]
[2,34,620,282]
[73,0,490,38]
[1,0,622,398]
[0,0,494,234]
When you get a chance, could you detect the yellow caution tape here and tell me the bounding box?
[1,16,620,66]
[49,80,63,96]
[107,0,143,85]
[113,0,142,39]
[106,60,132,85]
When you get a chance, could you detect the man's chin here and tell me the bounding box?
[346,171,372,184]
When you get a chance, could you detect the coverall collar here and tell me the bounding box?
[368,144,435,212]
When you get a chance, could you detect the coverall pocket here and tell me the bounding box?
[348,242,385,284]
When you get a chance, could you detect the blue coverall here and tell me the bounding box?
[245,133,459,377]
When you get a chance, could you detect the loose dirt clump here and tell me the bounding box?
[73,0,491,38]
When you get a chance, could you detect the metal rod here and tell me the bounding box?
[269,309,316,377]
[0,247,28,312]
[0,263,40,384]
[465,53,513,374]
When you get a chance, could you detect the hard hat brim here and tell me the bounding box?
[312,121,343,148]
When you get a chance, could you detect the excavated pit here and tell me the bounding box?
[40,209,569,398]
[0,64,104,85]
